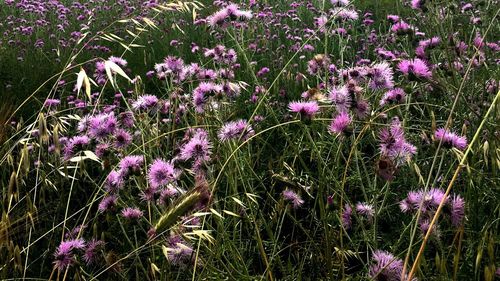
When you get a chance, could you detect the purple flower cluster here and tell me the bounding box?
[400,188,465,233]
[378,118,417,166]
[207,3,253,27]
[218,119,255,142]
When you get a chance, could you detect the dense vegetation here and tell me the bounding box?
[1,0,499,280]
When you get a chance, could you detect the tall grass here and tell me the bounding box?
[1,0,499,280]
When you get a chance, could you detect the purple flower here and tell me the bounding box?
[154,56,187,82]
[207,3,252,27]
[257,67,270,77]
[368,250,404,281]
[288,101,320,119]
[434,128,467,150]
[380,88,406,106]
[165,235,194,266]
[83,240,105,265]
[332,7,359,21]
[379,118,417,166]
[391,20,412,35]
[132,95,159,111]
[147,159,179,188]
[114,129,132,149]
[179,129,212,163]
[109,56,127,67]
[98,195,118,213]
[119,111,135,128]
[63,135,90,160]
[88,112,117,139]
[193,82,223,113]
[342,204,353,230]
[104,170,124,193]
[331,0,349,6]
[53,239,86,270]
[94,142,111,158]
[450,195,465,226]
[411,0,425,10]
[398,58,432,80]
[329,111,352,135]
[329,85,351,113]
[368,62,394,90]
[121,207,144,219]
[282,189,304,208]
[119,155,144,177]
[44,99,61,108]
[355,202,375,219]
[218,119,255,142]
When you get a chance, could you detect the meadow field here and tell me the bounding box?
[0,0,499,280]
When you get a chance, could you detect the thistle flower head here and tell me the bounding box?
[355,202,375,219]
[282,189,304,208]
[121,207,144,219]
[368,250,404,281]
[218,119,255,142]
[83,239,105,265]
[179,129,212,163]
[434,128,467,151]
[398,58,432,80]
[329,111,352,135]
[288,101,320,119]
[98,194,118,213]
[53,239,86,270]
[147,159,179,188]
[119,155,144,177]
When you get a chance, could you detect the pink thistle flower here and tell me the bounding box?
[380,88,406,106]
[158,185,179,205]
[329,85,351,113]
[83,240,105,265]
[329,111,352,135]
[332,7,358,21]
[119,155,144,177]
[53,239,86,270]
[121,207,144,219]
[391,20,412,35]
[44,99,61,108]
[331,0,349,6]
[379,118,417,166]
[113,129,132,149]
[98,195,118,213]
[193,82,223,113]
[398,58,432,80]
[282,189,304,208]
[63,135,90,160]
[104,170,124,193]
[355,202,375,219]
[368,62,394,90]
[165,235,194,266]
[288,101,320,119]
[434,128,467,151]
[147,159,179,188]
[218,119,255,142]
[132,95,159,111]
[179,129,212,163]
[369,250,404,281]
[88,112,117,140]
